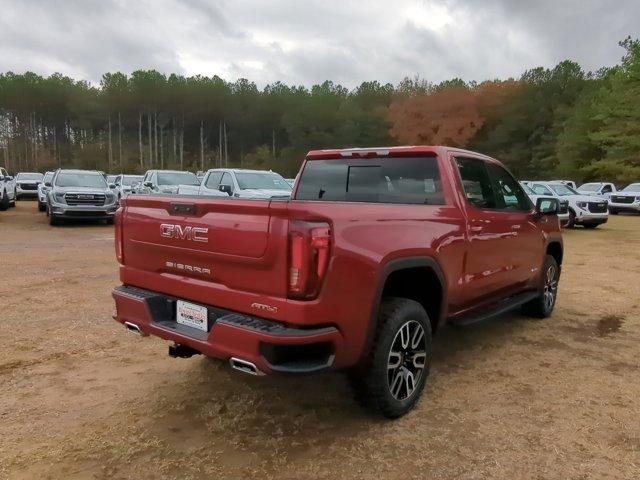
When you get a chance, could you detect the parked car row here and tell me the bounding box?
[4,164,639,234]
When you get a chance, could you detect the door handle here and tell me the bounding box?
[469,225,483,233]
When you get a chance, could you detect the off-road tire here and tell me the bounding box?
[0,190,9,211]
[521,255,559,318]
[349,297,432,418]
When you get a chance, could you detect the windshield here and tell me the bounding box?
[235,172,291,190]
[55,172,107,188]
[521,184,535,195]
[157,172,199,186]
[17,173,43,181]
[550,183,579,196]
[578,183,600,192]
[623,183,640,192]
[121,175,143,186]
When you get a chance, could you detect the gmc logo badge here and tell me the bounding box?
[160,224,209,243]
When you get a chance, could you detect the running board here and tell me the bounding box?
[449,291,539,327]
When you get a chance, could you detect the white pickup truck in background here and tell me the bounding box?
[177,168,292,199]
[577,182,617,198]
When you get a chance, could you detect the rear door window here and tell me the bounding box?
[295,157,444,205]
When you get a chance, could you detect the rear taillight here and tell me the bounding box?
[288,221,331,299]
[114,207,124,263]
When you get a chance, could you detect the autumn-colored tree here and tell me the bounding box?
[387,87,482,146]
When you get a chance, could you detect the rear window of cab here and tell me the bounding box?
[295,157,444,205]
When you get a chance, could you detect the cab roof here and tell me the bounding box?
[305,145,494,161]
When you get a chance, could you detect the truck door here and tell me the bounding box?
[484,161,543,286]
[454,157,540,308]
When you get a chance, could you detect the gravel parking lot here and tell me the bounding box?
[1,202,639,480]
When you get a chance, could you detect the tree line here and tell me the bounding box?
[1,38,638,182]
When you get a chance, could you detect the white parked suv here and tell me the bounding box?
[577,182,617,198]
[0,167,17,210]
[15,172,44,199]
[178,168,292,199]
[529,181,608,228]
[608,183,640,215]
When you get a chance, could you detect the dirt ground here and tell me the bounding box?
[0,201,639,480]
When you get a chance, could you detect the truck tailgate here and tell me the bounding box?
[119,196,289,298]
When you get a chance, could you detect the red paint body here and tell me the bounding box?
[112,146,562,374]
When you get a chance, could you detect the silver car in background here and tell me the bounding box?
[15,172,43,199]
[113,174,144,201]
[137,170,200,194]
[46,169,118,225]
[179,168,292,199]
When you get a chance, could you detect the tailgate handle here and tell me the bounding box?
[170,203,196,215]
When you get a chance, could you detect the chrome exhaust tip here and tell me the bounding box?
[229,357,265,376]
[124,321,142,335]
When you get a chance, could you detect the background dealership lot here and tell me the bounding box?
[0,202,638,479]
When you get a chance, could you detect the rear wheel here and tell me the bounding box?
[609,209,619,215]
[10,190,16,206]
[349,298,432,418]
[522,255,559,318]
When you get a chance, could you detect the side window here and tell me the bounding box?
[531,184,553,195]
[485,163,532,211]
[456,157,497,209]
[602,184,613,194]
[220,173,234,192]
[205,172,223,189]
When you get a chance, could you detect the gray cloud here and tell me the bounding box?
[0,0,637,88]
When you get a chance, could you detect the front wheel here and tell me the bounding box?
[522,255,559,318]
[566,209,576,229]
[349,298,432,418]
[0,191,9,211]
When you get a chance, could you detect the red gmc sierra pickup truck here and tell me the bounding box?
[112,146,563,418]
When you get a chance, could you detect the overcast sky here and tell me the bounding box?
[0,0,638,88]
